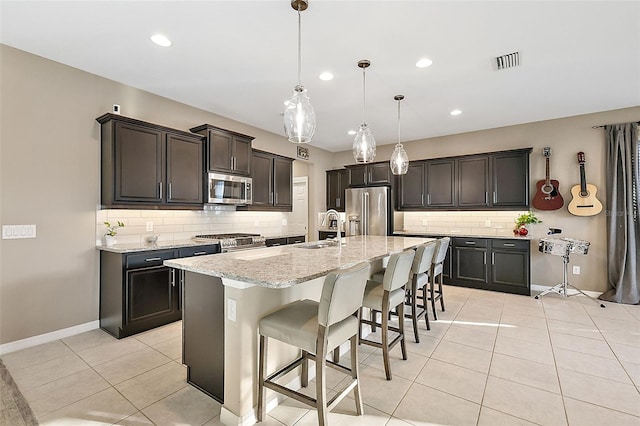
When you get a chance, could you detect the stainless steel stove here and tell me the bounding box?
[193,233,266,252]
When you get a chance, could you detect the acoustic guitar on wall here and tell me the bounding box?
[532,147,564,210]
[568,152,603,216]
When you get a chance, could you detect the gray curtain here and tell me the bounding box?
[599,123,639,304]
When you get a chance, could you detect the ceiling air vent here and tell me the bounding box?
[495,51,520,70]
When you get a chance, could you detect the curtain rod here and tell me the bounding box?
[592,121,640,129]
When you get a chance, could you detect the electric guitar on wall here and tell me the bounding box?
[532,147,564,210]
[568,152,603,216]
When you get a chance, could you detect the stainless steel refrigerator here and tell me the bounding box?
[345,186,393,236]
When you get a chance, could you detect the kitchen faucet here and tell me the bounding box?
[323,209,344,244]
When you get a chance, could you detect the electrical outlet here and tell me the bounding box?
[572,266,580,275]
[227,299,237,322]
[422,219,428,226]
[485,219,491,227]
[146,221,153,232]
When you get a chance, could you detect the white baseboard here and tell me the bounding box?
[530,284,602,298]
[0,320,100,356]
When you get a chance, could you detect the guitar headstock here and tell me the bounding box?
[577,152,585,164]
[543,147,551,157]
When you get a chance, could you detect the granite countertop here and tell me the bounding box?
[165,235,433,288]
[394,230,532,241]
[96,239,219,254]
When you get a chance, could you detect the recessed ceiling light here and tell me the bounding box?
[450,109,462,116]
[150,34,172,47]
[416,58,433,68]
[347,130,357,136]
[319,72,334,81]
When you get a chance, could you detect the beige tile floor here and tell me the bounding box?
[2,285,640,425]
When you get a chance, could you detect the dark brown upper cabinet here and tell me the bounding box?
[457,156,489,207]
[190,124,254,176]
[346,162,392,187]
[396,148,531,211]
[326,169,349,211]
[97,114,204,209]
[240,150,293,212]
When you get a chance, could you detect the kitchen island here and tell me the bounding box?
[165,235,432,426]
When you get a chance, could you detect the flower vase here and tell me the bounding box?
[104,235,116,246]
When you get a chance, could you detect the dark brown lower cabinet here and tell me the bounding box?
[100,249,180,339]
[394,233,529,295]
[100,244,219,339]
[452,237,530,295]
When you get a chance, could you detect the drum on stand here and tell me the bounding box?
[536,237,604,308]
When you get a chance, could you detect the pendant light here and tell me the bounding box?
[353,60,376,163]
[390,95,409,175]
[283,0,316,144]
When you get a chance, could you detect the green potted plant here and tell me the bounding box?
[104,221,124,245]
[514,211,541,236]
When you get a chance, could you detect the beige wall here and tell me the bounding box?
[0,45,336,345]
[336,106,640,293]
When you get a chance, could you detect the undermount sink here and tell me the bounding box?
[297,240,340,249]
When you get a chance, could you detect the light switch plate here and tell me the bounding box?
[2,224,36,239]
[227,299,237,322]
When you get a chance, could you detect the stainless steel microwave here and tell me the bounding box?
[207,173,252,205]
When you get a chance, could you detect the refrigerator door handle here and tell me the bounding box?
[362,191,369,235]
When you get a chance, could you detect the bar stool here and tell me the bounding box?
[371,241,438,342]
[427,237,450,320]
[257,262,371,426]
[359,249,415,380]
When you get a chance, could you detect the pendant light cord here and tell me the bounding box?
[362,67,366,123]
[397,98,401,144]
[297,7,302,86]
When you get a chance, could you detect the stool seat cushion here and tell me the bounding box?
[362,280,405,311]
[371,270,385,283]
[259,299,358,354]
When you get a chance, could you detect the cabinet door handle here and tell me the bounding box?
[503,243,515,247]
[275,193,278,204]
[168,182,172,200]
[158,182,163,198]
[485,192,488,204]
[271,243,281,246]
[464,241,476,245]
[336,197,340,208]
[492,252,495,264]
[484,252,487,265]
[269,193,273,204]
[171,269,176,287]
[192,251,207,256]
[493,191,497,203]
[145,257,162,262]
[230,156,234,170]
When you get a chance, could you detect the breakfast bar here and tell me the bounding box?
[165,235,432,426]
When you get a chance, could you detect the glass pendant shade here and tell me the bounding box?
[284,85,316,143]
[353,122,376,163]
[390,94,409,175]
[390,143,409,175]
[353,59,376,163]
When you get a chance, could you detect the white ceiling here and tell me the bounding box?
[1,1,639,153]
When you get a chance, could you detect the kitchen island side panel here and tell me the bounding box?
[183,271,225,402]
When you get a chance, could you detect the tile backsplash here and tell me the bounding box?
[96,209,304,245]
[400,210,528,237]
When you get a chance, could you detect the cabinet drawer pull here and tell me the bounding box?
[493,191,497,203]
[192,251,207,256]
[171,269,176,287]
[145,257,162,262]
[484,252,487,265]
[271,243,281,246]
[158,182,163,198]
[168,182,172,199]
[503,243,515,247]
[485,192,488,204]
[492,252,495,264]
[464,241,476,245]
